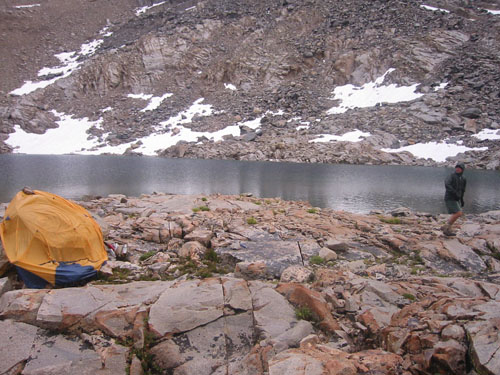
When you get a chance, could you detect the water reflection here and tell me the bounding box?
[0,154,499,214]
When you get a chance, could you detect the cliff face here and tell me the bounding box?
[0,0,499,168]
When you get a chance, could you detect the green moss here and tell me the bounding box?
[201,197,207,201]
[403,293,416,301]
[192,206,210,212]
[247,217,257,225]
[309,255,325,265]
[139,251,156,262]
[379,216,403,224]
[137,274,160,282]
[307,208,318,214]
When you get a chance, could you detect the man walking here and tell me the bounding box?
[442,162,467,236]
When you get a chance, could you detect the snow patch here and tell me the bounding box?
[10,39,104,96]
[382,141,488,163]
[224,83,237,91]
[135,1,165,16]
[310,130,371,143]
[472,128,500,141]
[6,111,103,154]
[485,9,500,15]
[434,82,448,91]
[14,4,40,8]
[420,5,450,13]
[327,69,423,114]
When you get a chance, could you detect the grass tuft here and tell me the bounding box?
[309,255,325,265]
[247,217,257,225]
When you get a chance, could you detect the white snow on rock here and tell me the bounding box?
[327,69,423,114]
[310,130,371,143]
[382,141,488,163]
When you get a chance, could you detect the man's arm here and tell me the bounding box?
[460,178,467,206]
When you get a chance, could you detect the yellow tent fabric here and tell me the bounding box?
[0,190,107,287]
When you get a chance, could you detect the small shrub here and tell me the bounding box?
[139,250,156,262]
[201,197,207,202]
[410,251,424,266]
[114,268,131,280]
[205,248,218,262]
[307,208,318,214]
[403,293,416,301]
[192,206,210,213]
[247,217,257,225]
[138,274,160,281]
[309,255,325,265]
[196,269,213,278]
[295,306,318,322]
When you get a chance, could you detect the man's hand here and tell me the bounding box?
[460,198,465,207]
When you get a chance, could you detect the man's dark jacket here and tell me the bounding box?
[444,172,466,201]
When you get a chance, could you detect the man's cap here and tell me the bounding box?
[455,162,465,170]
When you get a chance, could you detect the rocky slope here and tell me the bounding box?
[1,0,499,168]
[1,193,500,374]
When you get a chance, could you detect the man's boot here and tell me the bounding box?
[441,224,456,236]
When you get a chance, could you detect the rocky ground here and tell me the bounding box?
[1,0,499,168]
[1,193,500,374]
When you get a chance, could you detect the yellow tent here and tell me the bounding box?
[0,189,107,288]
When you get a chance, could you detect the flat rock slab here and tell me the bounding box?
[141,195,202,215]
[148,278,303,374]
[0,320,39,374]
[465,301,500,375]
[167,312,255,375]
[208,198,262,211]
[442,239,487,273]
[0,319,128,375]
[149,278,224,336]
[249,280,298,340]
[217,240,303,278]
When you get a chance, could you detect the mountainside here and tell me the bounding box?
[1,0,499,169]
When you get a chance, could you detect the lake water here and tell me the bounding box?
[1,154,499,214]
